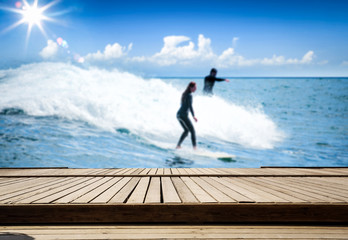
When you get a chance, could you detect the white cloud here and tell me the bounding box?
[217,49,315,68]
[301,50,314,64]
[217,48,257,67]
[131,56,146,62]
[81,35,316,71]
[150,34,215,65]
[260,51,314,66]
[197,34,215,59]
[341,61,348,66]
[39,40,58,59]
[85,42,132,61]
[261,55,286,65]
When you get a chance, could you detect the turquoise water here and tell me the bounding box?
[0,62,347,168]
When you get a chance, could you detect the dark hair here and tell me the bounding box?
[181,81,196,104]
[210,68,217,74]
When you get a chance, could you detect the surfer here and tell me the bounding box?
[203,68,229,95]
[176,81,198,150]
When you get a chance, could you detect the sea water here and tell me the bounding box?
[0,62,347,168]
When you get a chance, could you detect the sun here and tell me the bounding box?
[22,2,46,26]
[2,0,59,42]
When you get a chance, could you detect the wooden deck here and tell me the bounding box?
[0,167,347,224]
[1,225,348,239]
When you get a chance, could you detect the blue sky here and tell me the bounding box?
[0,0,348,76]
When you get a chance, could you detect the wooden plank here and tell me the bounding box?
[124,168,141,175]
[2,228,348,239]
[79,169,106,175]
[255,177,322,202]
[283,168,333,176]
[156,168,164,175]
[108,177,140,203]
[323,168,348,174]
[72,177,121,203]
[223,168,254,175]
[232,177,291,203]
[101,168,123,175]
[281,177,348,202]
[291,177,348,194]
[171,177,198,203]
[310,177,348,190]
[217,168,239,175]
[1,204,347,223]
[291,177,348,198]
[129,168,144,176]
[205,168,228,175]
[33,177,99,204]
[189,168,203,174]
[219,168,246,175]
[0,177,28,186]
[216,177,273,203]
[119,168,135,175]
[184,168,199,175]
[0,177,52,196]
[246,177,308,203]
[1,225,348,239]
[112,168,130,175]
[127,177,150,204]
[263,168,303,176]
[275,177,347,202]
[3,225,348,230]
[262,177,334,203]
[54,177,108,203]
[171,168,180,175]
[161,177,181,203]
[176,168,188,175]
[296,168,346,176]
[9,177,89,204]
[0,168,53,176]
[148,168,157,175]
[262,167,348,176]
[139,168,151,175]
[181,177,216,203]
[91,177,130,203]
[144,177,161,203]
[95,169,116,175]
[89,169,110,175]
[163,168,171,175]
[204,177,253,203]
[191,177,234,202]
[0,177,71,203]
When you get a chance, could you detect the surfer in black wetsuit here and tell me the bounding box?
[176,81,198,150]
[203,68,229,95]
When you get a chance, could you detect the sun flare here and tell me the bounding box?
[2,0,59,42]
[22,3,45,26]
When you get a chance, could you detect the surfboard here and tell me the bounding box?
[193,150,236,162]
[173,148,236,161]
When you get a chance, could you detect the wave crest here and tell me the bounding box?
[0,62,284,149]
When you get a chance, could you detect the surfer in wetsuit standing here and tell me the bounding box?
[176,82,198,150]
[203,68,229,95]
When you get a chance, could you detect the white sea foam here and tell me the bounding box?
[0,62,284,149]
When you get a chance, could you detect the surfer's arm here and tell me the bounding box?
[189,102,195,118]
[214,77,229,82]
[191,106,198,122]
[189,95,197,122]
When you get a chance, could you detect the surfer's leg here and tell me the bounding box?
[185,118,196,148]
[177,116,189,147]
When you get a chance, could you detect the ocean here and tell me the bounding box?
[0,62,347,168]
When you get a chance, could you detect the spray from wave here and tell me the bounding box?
[0,62,284,149]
